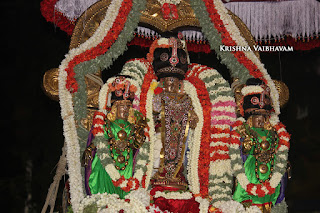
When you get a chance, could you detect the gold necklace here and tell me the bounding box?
[105,120,133,170]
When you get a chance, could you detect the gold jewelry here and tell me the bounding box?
[107,105,117,121]
[127,107,136,124]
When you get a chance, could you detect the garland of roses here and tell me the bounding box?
[230,118,290,197]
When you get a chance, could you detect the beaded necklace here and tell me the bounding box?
[244,124,278,183]
[104,119,134,171]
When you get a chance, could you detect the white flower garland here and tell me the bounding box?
[154,191,193,200]
[58,1,125,211]
[157,0,181,6]
[183,80,203,194]
[143,81,157,188]
[241,86,265,96]
[213,0,280,115]
[214,200,261,213]
[78,193,148,213]
[195,197,210,213]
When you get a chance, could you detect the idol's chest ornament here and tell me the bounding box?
[105,120,134,170]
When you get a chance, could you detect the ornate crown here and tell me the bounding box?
[147,36,189,80]
[99,75,137,109]
[240,78,273,119]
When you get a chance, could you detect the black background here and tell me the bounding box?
[6,0,320,212]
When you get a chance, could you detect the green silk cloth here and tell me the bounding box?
[89,119,134,199]
[233,127,280,205]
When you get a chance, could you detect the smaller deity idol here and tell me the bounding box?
[232,78,289,213]
[82,75,147,198]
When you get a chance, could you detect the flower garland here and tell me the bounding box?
[190,0,280,115]
[78,193,148,213]
[230,118,290,197]
[119,58,156,189]
[214,200,261,213]
[58,1,146,210]
[157,0,181,5]
[195,196,210,213]
[91,110,107,136]
[186,64,236,205]
[65,0,132,92]
[182,81,203,195]
[184,76,211,197]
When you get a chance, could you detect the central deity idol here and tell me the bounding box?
[150,37,198,189]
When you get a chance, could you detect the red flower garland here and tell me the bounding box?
[112,176,140,192]
[202,0,267,84]
[91,111,106,136]
[273,122,291,149]
[185,73,212,197]
[65,0,133,92]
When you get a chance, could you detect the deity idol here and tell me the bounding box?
[118,36,238,212]
[231,78,290,212]
[150,37,199,189]
[82,75,147,198]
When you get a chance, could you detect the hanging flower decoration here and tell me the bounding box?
[190,0,280,115]
[184,63,237,205]
[57,1,147,211]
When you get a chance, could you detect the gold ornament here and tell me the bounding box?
[273,79,290,108]
[117,129,127,140]
[107,105,117,122]
[261,141,270,150]
[259,164,268,174]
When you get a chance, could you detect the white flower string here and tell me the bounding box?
[58,1,125,211]
[157,0,181,6]
[213,0,280,115]
[183,80,203,194]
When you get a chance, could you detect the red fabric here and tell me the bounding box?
[258,36,320,51]
[153,196,200,213]
[150,186,200,212]
[40,0,75,35]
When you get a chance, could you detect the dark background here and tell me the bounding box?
[6,0,320,212]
